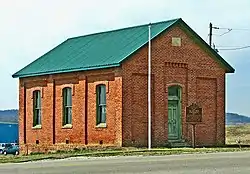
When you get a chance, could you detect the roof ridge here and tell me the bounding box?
[69,18,182,40]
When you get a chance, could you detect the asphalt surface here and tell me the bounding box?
[0,151,250,174]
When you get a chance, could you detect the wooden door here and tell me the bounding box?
[168,100,180,140]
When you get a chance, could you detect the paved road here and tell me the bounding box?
[0,151,250,174]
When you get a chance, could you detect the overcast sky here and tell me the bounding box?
[1,0,250,115]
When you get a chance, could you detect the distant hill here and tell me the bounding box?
[0,109,249,125]
[226,113,250,125]
[0,109,18,123]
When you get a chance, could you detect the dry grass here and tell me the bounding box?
[226,124,250,145]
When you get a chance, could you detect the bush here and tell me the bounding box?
[30,151,44,155]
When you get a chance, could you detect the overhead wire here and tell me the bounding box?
[219,29,232,36]
[208,25,250,51]
[206,34,209,42]
[216,27,250,31]
[217,45,250,51]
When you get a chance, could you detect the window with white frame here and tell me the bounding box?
[96,85,106,125]
[62,87,72,125]
[33,90,41,126]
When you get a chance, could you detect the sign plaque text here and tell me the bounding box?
[186,103,202,123]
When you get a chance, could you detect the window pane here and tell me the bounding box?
[101,106,106,123]
[63,89,67,106]
[37,91,41,108]
[33,91,37,107]
[168,86,178,97]
[97,86,101,104]
[65,107,72,124]
[34,109,37,125]
[100,85,106,105]
[63,88,72,106]
[68,107,72,124]
[63,107,67,125]
[67,88,72,106]
[97,106,102,124]
[36,109,41,125]
[38,110,41,125]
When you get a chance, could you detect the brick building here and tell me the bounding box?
[13,18,234,153]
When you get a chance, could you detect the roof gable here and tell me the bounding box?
[176,20,235,73]
[12,18,234,78]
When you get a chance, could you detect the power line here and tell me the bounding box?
[208,22,250,51]
[206,34,209,42]
[212,34,221,36]
[212,27,250,37]
[217,45,250,48]
[217,45,250,51]
[216,27,250,31]
[212,30,232,37]
[219,29,232,36]
[208,26,250,31]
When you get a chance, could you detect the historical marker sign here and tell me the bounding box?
[186,103,202,148]
[186,103,202,123]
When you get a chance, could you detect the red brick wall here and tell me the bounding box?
[121,24,226,147]
[19,68,122,153]
[196,77,217,145]
[25,79,53,145]
[86,73,122,146]
[54,77,85,144]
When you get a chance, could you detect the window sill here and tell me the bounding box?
[96,123,107,128]
[62,124,73,129]
[32,125,42,129]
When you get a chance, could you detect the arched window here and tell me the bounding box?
[33,90,41,126]
[62,87,72,125]
[96,85,106,125]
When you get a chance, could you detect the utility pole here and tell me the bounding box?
[209,22,219,47]
[209,23,212,47]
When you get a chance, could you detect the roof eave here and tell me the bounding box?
[12,63,121,78]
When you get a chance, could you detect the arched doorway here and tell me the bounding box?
[168,85,182,141]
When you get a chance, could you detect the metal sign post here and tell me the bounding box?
[191,123,196,148]
[186,103,202,149]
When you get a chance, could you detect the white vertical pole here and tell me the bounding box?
[148,24,151,150]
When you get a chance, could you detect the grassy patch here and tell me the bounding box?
[1,147,250,163]
[1,124,250,163]
[226,124,250,145]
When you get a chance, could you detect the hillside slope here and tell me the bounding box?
[0,110,249,125]
[0,109,18,123]
[226,113,250,125]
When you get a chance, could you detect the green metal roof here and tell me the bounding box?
[12,18,234,78]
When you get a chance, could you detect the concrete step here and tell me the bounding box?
[167,140,191,148]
